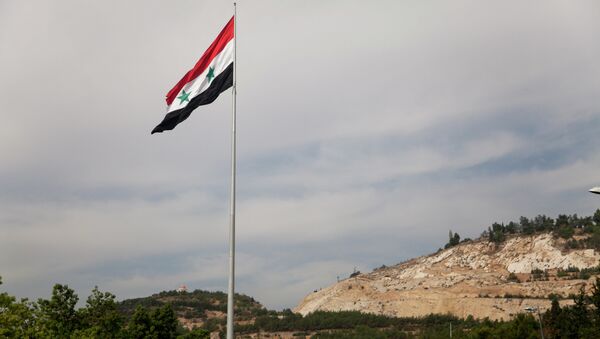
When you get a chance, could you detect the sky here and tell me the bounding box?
[1,0,600,310]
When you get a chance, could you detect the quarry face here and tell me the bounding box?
[295,233,600,320]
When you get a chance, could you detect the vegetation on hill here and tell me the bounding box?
[0,278,207,338]
[119,289,265,320]
[234,278,600,338]
[445,209,600,248]
[6,275,600,338]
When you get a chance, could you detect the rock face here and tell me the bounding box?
[294,233,600,320]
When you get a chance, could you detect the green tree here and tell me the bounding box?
[555,214,570,229]
[128,304,179,339]
[521,216,535,235]
[511,313,540,339]
[178,328,210,338]
[37,283,80,337]
[572,289,591,333]
[76,286,124,338]
[589,278,600,319]
[586,226,600,249]
[0,276,37,338]
[532,215,554,232]
[489,223,506,243]
[594,209,600,226]
[151,304,178,339]
[506,221,519,234]
[128,306,154,338]
[543,296,561,339]
[558,225,575,239]
[445,231,461,248]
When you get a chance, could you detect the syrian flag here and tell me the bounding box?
[152,17,234,134]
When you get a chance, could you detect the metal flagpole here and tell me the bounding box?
[226,3,237,339]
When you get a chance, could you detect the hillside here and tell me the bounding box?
[119,289,267,331]
[295,232,600,320]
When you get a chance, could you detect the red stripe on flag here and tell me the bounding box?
[166,16,234,106]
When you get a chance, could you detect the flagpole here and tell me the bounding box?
[226,3,237,339]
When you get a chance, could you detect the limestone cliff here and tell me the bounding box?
[295,233,600,320]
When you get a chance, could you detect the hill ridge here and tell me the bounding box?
[295,232,600,320]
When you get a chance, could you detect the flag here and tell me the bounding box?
[152,17,234,134]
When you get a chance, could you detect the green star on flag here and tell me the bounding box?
[206,67,215,83]
[177,90,191,104]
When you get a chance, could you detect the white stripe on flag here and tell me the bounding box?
[167,38,235,113]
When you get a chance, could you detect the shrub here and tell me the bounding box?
[531,268,547,281]
[579,271,591,280]
[566,266,580,273]
[558,225,575,239]
[507,273,520,283]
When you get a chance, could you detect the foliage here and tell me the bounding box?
[126,304,179,339]
[0,278,194,339]
[247,311,471,334]
[76,286,123,337]
[445,231,461,249]
[454,209,600,248]
[7,276,600,338]
[311,325,409,338]
[488,223,506,243]
[0,276,38,338]
[178,328,210,339]
[349,271,361,278]
[530,269,548,281]
[119,288,264,323]
[557,225,574,239]
[37,283,81,337]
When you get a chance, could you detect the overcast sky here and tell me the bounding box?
[1,0,600,310]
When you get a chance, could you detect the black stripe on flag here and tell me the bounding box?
[152,63,233,134]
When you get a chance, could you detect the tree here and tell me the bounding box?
[556,214,570,229]
[128,304,179,339]
[128,306,154,339]
[511,313,539,339]
[0,276,37,338]
[590,278,600,319]
[533,215,554,232]
[76,286,123,337]
[544,295,562,338]
[445,231,460,248]
[506,221,519,234]
[578,216,594,231]
[488,223,506,243]
[571,289,590,330]
[594,209,600,226]
[520,217,534,235]
[452,232,460,245]
[178,328,211,339]
[558,225,575,239]
[37,284,80,337]
[151,304,178,339]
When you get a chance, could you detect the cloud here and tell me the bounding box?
[1,0,600,310]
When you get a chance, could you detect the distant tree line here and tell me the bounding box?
[7,274,600,338]
[119,288,264,322]
[0,277,209,338]
[236,310,469,334]
[237,279,600,338]
[444,209,600,248]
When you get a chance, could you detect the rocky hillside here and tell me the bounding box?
[295,233,600,320]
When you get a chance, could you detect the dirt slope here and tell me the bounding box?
[295,233,600,320]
